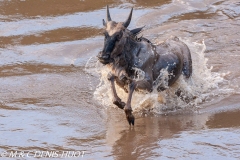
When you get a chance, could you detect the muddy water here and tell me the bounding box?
[0,0,240,159]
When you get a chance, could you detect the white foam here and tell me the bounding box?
[93,39,234,114]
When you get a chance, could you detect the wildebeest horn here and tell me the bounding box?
[123,8,133,28]
[106,5,112,21]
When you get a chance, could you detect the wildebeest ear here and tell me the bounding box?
[103,19,106,26]
[130,26,144,35]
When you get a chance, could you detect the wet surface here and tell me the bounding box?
[0,0,240,159]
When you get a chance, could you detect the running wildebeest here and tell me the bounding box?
[97,6,192,126]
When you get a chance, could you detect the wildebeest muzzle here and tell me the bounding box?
[97,51,112,64]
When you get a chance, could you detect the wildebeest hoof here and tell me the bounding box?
[113,98,125,109]
[124,108,135,126]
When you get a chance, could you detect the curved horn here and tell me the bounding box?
[106,5,112,21]
[123,8,133,28]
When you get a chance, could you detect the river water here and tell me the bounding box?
[0,0,240,159]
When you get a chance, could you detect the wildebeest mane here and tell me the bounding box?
[114,31,152,77]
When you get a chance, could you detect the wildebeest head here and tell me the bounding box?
[97,6,143,64]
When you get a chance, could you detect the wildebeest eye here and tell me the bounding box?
[116,31,123,41]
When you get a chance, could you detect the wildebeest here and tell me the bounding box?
[97,6,192,125]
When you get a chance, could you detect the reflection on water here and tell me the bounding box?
[207,109,240,128]
[154,129,240,159]
[0,0,240,159]
[106,108,240,160]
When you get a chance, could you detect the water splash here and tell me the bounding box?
[93,39,233,114]
[132,67,145,81]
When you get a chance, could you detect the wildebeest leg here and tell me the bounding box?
[107,73,126,109]
[179,41,192,78]
[125,77,153,126]
[153,72,168,92]
[124,81,136,126]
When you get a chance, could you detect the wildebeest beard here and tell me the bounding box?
[112,35,137,77]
